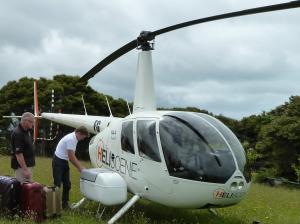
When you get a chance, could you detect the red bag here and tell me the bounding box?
[21,182,45,222]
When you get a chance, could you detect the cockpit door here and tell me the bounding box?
[134,119,172,195]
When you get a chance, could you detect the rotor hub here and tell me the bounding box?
[137,31,155,51]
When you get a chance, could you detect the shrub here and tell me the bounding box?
[291,157,300,182]
[0,139,10,156]
[253,167,278,183]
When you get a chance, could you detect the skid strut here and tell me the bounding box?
[108,195,140,224]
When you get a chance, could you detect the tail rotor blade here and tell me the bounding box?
[33,118,39,143]
[33,80,40,143]
[34,81,39,117]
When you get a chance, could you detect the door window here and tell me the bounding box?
[137,120,161,162]
[121,121,135,154]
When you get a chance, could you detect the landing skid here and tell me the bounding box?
[108,195,140,224]
[208,208,218,216]
[71,197,88,209]
[96,204,106,220]
[72,195,140,224]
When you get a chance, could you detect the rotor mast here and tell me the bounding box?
[133,31,156,113]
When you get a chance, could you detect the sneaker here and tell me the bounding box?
[62,202,72,210]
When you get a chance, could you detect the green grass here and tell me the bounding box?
[0,155,300,224]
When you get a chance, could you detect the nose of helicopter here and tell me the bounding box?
[229,177,246,192]
[154,170,249,209]
[212,170,249,202]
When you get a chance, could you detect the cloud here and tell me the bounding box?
[1,0,300,119]
[0,29,103,79]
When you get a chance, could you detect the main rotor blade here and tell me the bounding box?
[152,1,300,36]
[80,1,300,83]
[80,40,136,82]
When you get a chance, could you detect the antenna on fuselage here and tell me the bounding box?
[126,100,132,115]
[81,95,88,115]
[105,96,113,117]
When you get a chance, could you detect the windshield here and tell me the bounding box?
[195,113,251,182]
[159,112,236,183]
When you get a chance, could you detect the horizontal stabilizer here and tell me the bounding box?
[2,116,22,118]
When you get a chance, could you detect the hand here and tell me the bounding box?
[23,168,31,179]
[79,166,86,173]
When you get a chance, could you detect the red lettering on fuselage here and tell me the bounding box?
[97,145,102,161]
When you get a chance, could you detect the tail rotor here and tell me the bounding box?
[33,80,39,143]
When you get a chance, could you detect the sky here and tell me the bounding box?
[0,0,299,119]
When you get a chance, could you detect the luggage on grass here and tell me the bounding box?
[21,182,45,222]
[43,186,61,217]
[0,176,21,216]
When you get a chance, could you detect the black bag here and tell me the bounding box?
[0,176,21,215]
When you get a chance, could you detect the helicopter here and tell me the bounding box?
[5,1,300,223]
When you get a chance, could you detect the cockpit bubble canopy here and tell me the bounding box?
[159,112,250,183]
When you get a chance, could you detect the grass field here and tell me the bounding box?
[0,155,299,224]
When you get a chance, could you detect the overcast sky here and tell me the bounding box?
[1,0,299,119]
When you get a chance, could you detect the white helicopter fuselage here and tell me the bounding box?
[42,110,250,209]
[42,50,250,209]
[88,111,250,208]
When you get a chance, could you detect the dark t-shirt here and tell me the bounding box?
[11,124,35,169]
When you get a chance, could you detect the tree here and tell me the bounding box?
[256,115,300,180]
[0,75,130,159]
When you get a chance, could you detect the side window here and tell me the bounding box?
[121,121,134,154]
[137,120,161,162]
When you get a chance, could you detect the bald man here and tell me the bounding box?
[11,112,35,183]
